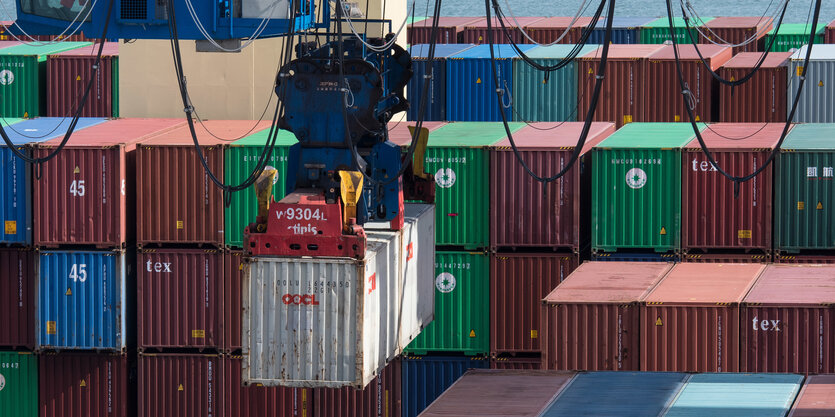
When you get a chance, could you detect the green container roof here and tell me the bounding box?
[525,44,600,59]
[230,127,298,146]
[782,123,835,150]
[407,16,428,24]
[0,42,92,61]
[643,16,714,28]
[596,122,704,149]
[2,118,23,126]
[428,122,524,147]
[768,22,826,35]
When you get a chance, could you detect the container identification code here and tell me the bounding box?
[435,262,471,270]
[610,158,662,165]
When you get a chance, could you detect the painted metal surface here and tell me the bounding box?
[789,375,835,417]
[461,17,545,44]
[776,254,835,263]
[0,248,34,349]
[36,250,128,351]
[407,44,474,122]
[828,19,835,43]
[766,23,826,52]
[640,16,714,44]
[46,43,118,118]
[401,355,489,417]
[641,263,766,372]
[683,253,771,263]
[541,371,688,416]
[588,17,656,44]
[592,252,679,262]
[491,122,615,250]
[386,121,447,146]
[490,253,579,355]
[0,351,37,417]
[138,354,219,417]
[314,358,400,417]
[490,355,543,370]
[701,16,774,53]
[225,250,243,352]
[541,262,673,371]
[718,52,791,123]
[523,17,598,44]
[664,373,803,417]
[39,352,130,417]
[407,17,481,44]
[420,369,575,417]
[224,355,310,417]
[789,45,835,123]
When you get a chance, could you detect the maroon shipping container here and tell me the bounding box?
[490,122,615,250]
[523,16,598,44]
[407,17,481,44]
[541,262,673,371]
[718,52,791,123]
[641,263,766,373]
[776,254,835,264]
[789,375,835,417]
[741,265,835,374]
[827,19,835,43]
[137,248,224,350]
[34,118,185,247]
[491,253,580,355]
[645,44,733,123]
[39,352,130,417]
[224,356,311,417]
[461,17,545,44]
[682,252,771,263]
[700,16,774,53]
[0,248,33,349]
[682,123,786,252]
[136,120,273,246]
[578,45,665,128]
[139,354,220,417]
[224,250,243,352]
[47,43,118,118]
[386,121,447,146]
[490,356,542,370]
[314,359,401,417]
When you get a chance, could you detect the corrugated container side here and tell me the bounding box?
[789,56,835,123]
[446,56,514,122]
[639,17,711,44]
[718,53,790,123]
[741,306,834,373]
[683,253,771,263]
[775,254,835,263]
[591,252,679,262]
[523,17,597,45]
[407,55,445,121]
[313,358,400,417]
[225,250,243,352]
[0,351,37,417]
[139,354,219,417]
[39,352,130,417]
[512,58,577,122]
[664,373,803,417]
[407,17,480,44]
[0,145,32,245]
[46,54,117,117]
[578,58,643,127]
[461,18,545,44]
[0,248,34,348]
[401,356,489,417]
[587,28,641,44]
[224,355,311,417]
[776,150,835,251]
[700,17,773,53]
[765,24,825,52]
[828,20,835,43]
[490,356,543,370]
[788,375,835,417]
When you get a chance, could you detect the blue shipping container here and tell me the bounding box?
[542,372,688,416]
[402,355,489,417]
[592,252,679,262]
[36,250,129,351]
[446,44,537,122]
[664,373,804,417]
[587,17,656,44]
[407,44,475,122]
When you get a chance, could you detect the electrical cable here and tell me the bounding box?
[339,0,412,52]
[685,0,785,48]
[504,0,594,46]
[183,0,282,52]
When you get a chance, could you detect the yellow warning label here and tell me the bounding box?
[76,75,81,81]
[695,115,701,122]
[256,383,264,387]
[4,220,16,235]
[660,227,667,235]
[47,321,57,334]
[23,111,28,119]
[66,288,72,296]
[588,68,594,74]
[817,202,824,210]
[797,66,804,76]
[623,115,633,124]
[730,76,736,82]
[191,329,205,338]
[478,36,483,41]
[80,379,86,387]
[476,77,482,84]
[798,202,806,210]
[674,115,681,122]
[738,230,752,239]
[73,166,80,174]
[176,220,184,229]
[178,384,184,392]
[655,317,663,326]
[819,80,825,87]
[469,329,476,338]
[530,330,538,339]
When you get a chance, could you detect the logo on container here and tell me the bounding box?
[625,168,647,189]
[435,168,456,188]
[282,293,320,306]
[0,70,13,86]
[435,273,456,293]
[0,373,5,391]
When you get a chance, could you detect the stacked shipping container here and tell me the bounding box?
[46,43,119,118]
[523,17,598,45]
[718,52,791,123]
[700,16,774,54]
[640,17,714,44]
[461,17,545,44]
[406,44,474,122]
[789,45,835,123]
[765,23,826,52]
[588,17,655,44]
[407,17,480,44]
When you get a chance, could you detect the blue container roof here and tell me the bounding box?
[410,44,476,58]
[452,44,537,59]
[525,44,601,59]
[1,118,107,146]
[664,373,804,417]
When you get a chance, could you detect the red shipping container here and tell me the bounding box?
[682,252,771,263]
[136,120,273,246]
[827,19,835,43]
[490,356,542,370]
[490,122,615,250]
[224,355,311,417]
[407,17,481,44]
[700,16,774,53]
[0,248,34,349]
[523,16,598,44]
[776,254,835,264]
[682,123,786,252]
[541,262,672,371]
[461,17,545,44]
[225,250,243,352]
[139,354,220,417]
[39,352,130,417]
[741,264,835,374]
[490,252,580,355]
[46,43,118,118]
[641,263,766,372]
[314,359,401,417]
[718,52,791,123]
[34,118,185,247]
[578,45,665,128]
[789,375,835,417]
[137,248,224,350]
[645,44,733,123]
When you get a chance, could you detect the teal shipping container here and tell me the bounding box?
[0,351,37,417]
[664,373,804,416]
[542,372,688,416]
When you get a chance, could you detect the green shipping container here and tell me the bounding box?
[405,251,489,355]
[224,128,298,248]
[592,123,702,252]
[776,124,835,252]
[640,16,715,44]
[0,42,91,118]
[765,23,825,53]
[0,351,37,417]
[111,57,119,118]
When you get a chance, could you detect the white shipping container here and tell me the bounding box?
[789,45,835,123]
[242,204,435,388]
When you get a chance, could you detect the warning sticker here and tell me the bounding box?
[817,202,824,210]
[798,202,806,210]
[476,77,482,84]
[660,227,667,235]
[469,329,476,338]
[530,330,538,339]
[66,288,72,296]
[655,317,663,326]
[47,321,57,334]
[4,221,16,235]
[79,379,86,387]
[176,220,184,230]
[178,384,184,392]
[738,230,752,239]
[191,330,205,338]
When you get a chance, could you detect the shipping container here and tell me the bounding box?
[789,45,835,123]
[765,23,826,53]
[39,352,130,417]
[0,42,91,118]
[0,248,34,349]
[244,204,434,388]
[139,354,219,417]
[225,250,243,352]
[46,43,119,118]
[540,371,689,416]
[683,253,771,263]
[407,17,481,44]
[491,122,615,250]
[789,375,835,417]
[224,355,310,417]
[578,45,665,128]
[587,17,656,44]
[0,40,22,48]
[490,355,543,370]
[718,52,791,123]
[641,263,765,373]
[700,16,774,53]
[664,373,804,416]
[386,121,447,147]
[541,262,673,371]
[420,369,575,417]
[775,254,835,263]
[645,44,733,123]
[775,124,835,251]
[591,251,679,262]
[405,251,488,355]
[36,250,130,351]
[512,45,600,123]
[314,358,400,417]
[406,44,474,122]
[33,118,185,247]
[828,19,835,43]
[224,127,296,248]
[461,17,545,44]
[592,123,702,252]
[522,17,599,44]
[741,264,835,374]
[640,16,714,44]
[682,123,785,252]
[136,120,272,246]
[401,355,489,417]
[0,351,37,417]
[446,44,537,122]
[490,253,579,355]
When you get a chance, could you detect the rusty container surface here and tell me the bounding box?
[789,375,835,417]
[641,263,766,372]
[224,355,311,417]
[718,52,791,122]
[741,264,835,374]
[523,16,598,44]
[490,122,616,251]
[136,120,271,246]
[578,45,665,128]
[0,248,34,348]
[700,16,774,53]
[645,44,733,123]
[682,253,771,263]
[490,356,543,370]
[461,17,545,44]
[776,254,835,263]
[225,250,243,352]
[137,248,224,350]
[313,358,400,417]
[34,118,184,247]
[491,252,579,355]
[46,43,118,118]
[682,123,786,252]
[408,17,481,44]
[139,353,220,417]
[541,262,673,371]
[39,352,130,417]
